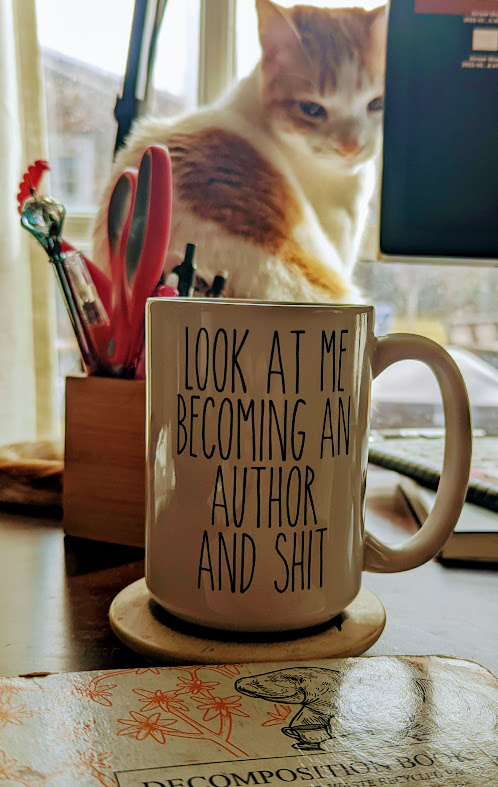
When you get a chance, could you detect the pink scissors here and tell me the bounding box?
[106,144,172,374]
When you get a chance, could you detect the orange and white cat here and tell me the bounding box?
[94,0,387,303]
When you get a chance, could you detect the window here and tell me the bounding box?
[357,260,498,434]
[37,0,199,218]
[55,156,78,198]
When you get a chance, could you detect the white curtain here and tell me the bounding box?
[0,0,58,444]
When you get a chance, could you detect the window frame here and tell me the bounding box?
[62,0,236,253]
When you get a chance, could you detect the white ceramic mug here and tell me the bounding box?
[145,299,471,632]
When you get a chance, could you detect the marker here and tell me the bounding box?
[207,271,228,298]
[173,243,197,297]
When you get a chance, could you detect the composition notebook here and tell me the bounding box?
[0,656,497,786]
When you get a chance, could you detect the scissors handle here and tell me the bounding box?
[105,146,173,374]
[106,169,138,368]
[126,145,173,369]
[128,147,172,326]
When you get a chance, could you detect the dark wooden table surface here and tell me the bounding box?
[0,468,496,678]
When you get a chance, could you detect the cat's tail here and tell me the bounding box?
[279,238,360,304]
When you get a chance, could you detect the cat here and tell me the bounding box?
[93,0,387,304]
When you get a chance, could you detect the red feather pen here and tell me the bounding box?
[18,160,113,374]
[17,160,112,317]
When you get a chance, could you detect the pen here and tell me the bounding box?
[48,225,104,375]
[48,227,101,374]
[173,243,197,297]
[64,250,111,372]
[207,271,228,298]
[20,192,103,375]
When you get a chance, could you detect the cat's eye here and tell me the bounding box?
[368,96,384,112]
[299,101,327,119]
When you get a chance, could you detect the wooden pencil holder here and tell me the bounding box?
[63,375,146,547]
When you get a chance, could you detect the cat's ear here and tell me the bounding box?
[368,7,388,45]
[369,5,388,19]
[367,5,388,68]
[256,0,296,50]
[256,0,314,100]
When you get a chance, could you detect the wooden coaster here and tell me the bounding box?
[109,579,386,664]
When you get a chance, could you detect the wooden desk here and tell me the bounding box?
[0,468,496,678]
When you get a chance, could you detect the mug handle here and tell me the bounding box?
[364,333,472,573]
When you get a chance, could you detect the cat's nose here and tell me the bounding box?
[335,140,363,159]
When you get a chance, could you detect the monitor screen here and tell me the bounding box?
[380,0,498,261]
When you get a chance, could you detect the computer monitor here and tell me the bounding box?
[379,0,498,264]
